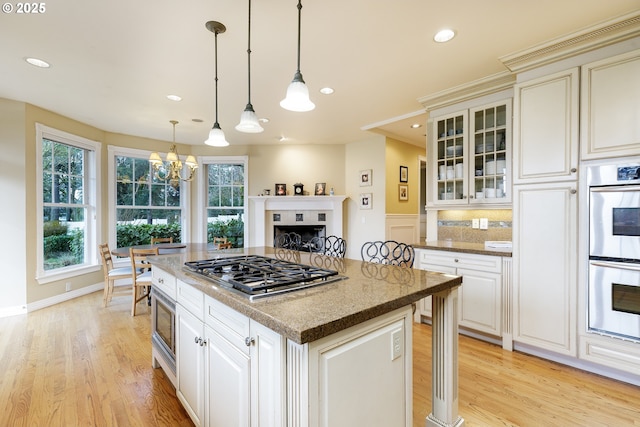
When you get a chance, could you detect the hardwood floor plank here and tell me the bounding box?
[413,322,640,427]
[2,291,639,426]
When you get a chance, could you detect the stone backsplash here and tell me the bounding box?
[436,209,512,244]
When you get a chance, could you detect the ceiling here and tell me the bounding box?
[1,1,638,149]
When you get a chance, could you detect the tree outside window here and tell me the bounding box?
[206,163,245,247]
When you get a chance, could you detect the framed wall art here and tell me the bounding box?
[314,182,326,195]
[275,183,287,196]
[399,184,408,201]
[399,165,408,183]
[359,169,372,186]
[359,193,372,209]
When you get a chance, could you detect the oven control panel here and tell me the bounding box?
[618,165,640,182]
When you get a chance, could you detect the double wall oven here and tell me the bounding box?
[587,162,640,342]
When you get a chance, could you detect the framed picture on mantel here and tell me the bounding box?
[275,183,286,196]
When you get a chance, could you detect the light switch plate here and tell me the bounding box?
[479,218,488,230]
[472,218,479,229]
[391,329,403,360]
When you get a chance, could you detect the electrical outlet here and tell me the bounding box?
[65,282,71,292]
[479,218,489,230]
[391,329,403,360]
[472,218,479,229]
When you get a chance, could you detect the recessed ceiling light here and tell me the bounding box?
[25,57,50,68]
[259,118,270,123]
[167,94,182,101]
[192,118,204,123]
[410,123,422,129]
[320,87,334,95]
[434,29,455,43]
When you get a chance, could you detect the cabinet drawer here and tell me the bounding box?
[177,280,204,320]
[419,249,502,273]
[205,295,250,354]
[152,267,176,299]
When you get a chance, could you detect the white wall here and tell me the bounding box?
[0,99,27,315]
[345,135,386,260]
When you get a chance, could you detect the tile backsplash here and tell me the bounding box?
[436,209,512,244]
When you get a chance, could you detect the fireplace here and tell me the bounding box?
[274,225,326,250]
[248,195,346,247]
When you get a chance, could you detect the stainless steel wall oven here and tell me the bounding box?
[587,163,640,342]
[151,286,176,385]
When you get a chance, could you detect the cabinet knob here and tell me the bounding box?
[571,168,577,173]
[158,278,164,284]
[245,337,255,347]
[194,336,199,344]
[454,259,459,263]
[199,338,207,347]
[570,189,577,194]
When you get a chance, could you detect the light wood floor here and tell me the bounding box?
[1,291,639,427]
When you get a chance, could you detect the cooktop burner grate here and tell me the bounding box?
[183,255,345,299]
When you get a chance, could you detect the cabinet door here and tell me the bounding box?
[581,50,640,160]
[431,110,467,205]
[513,68,579,184]
[205,326,251,427]
[469,101,512,204]
[513,182,577,356]
[457,267,502,336]
[177,305,205,426]
[250,321,285,427]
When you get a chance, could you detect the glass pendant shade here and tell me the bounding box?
[235,104,264,133]
[204,123,229,147]
[280,71,315,112]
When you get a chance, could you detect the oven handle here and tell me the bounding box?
[589,184,640,193]
[590,260,640,272]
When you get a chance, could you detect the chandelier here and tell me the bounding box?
[149,120,198,188]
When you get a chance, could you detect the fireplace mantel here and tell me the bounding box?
[249,195,347,247]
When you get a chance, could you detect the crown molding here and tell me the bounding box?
[500,10,640,73]
[418,71,516,112]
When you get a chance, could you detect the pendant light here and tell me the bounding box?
[280,0,315,112]
[235,0,263,133]
[204,21,229,147]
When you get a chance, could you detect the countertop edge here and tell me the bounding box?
[413,241,512,257]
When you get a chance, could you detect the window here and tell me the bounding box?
[36,124,100,282]
[204,158,247,248]
[110,147,187,248]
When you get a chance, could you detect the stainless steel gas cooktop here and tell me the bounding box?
[183,255,346,300]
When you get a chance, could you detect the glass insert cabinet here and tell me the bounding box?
[430,100,511,206]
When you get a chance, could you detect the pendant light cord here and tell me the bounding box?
[296,0,302,73]
[214,28,220,125]
[246,0,253,106]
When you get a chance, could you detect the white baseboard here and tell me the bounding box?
[26,283,104,314]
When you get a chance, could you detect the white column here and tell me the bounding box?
[427,287,465,427]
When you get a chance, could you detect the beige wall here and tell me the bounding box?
[0,99,27,314]
[385,138,424,214]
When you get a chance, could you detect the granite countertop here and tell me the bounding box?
[149,246,462,345]
[413,240,512,257]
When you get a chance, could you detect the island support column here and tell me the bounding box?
[427,286,464,427]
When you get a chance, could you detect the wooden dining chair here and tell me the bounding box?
[99,243,135,307]
[129,247,159,316]
[151,237,173,244]
[217,242,233,250]
[212,236,228,248]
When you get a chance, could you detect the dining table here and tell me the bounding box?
[110,242,216,258]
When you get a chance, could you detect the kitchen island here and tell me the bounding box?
[149,246,464,427]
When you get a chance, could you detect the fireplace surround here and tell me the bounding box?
[249,195,347,247]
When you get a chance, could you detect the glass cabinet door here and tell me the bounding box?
[435,112,466,202]
[470,102,511,203]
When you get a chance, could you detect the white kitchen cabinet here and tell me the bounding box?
[176,281,206,426]
[414,249,504,343]
[580,49,640,160]
[203,295,285,427]
[513,67,579,184]
[429,100,512,206]
[177,304,206,426]
[513,182,577,356]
